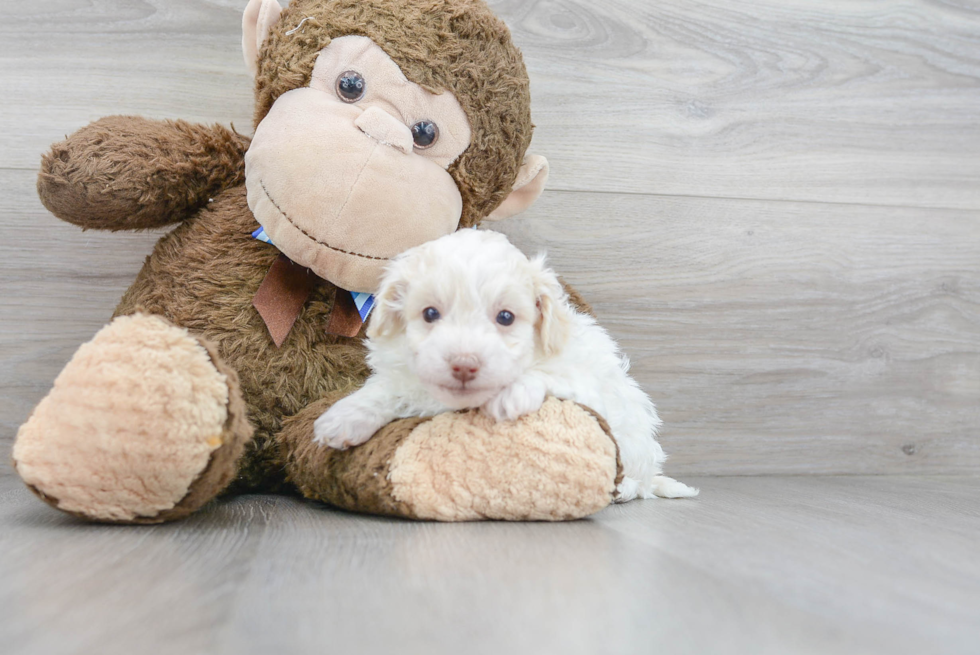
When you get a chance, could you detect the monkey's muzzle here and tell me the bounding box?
[244,88,464,293]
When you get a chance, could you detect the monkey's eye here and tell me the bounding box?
[411,120,439,149]
[423,307,441,323]
[496,310,515,326]
[336,71,365,103]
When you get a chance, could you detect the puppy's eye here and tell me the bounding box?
[336,71,366,103]
[496,310,515,326]
[423,307,441,323]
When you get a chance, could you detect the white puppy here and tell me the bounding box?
[313,229,697,501]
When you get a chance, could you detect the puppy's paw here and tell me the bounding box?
[482,377,548,422]
[312,400,383,450]
[616,475,699,501]
[643,475,700,499]
[614,476,641,503]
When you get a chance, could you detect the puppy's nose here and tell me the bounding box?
[448,354,481,383]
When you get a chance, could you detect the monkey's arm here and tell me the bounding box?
[38,116,250,231]
[558,276,595,317]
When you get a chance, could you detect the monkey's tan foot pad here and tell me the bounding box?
[12,313,252,523]
[283,397,621,521]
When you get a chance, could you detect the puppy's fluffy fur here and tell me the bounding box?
[314,229,697,501]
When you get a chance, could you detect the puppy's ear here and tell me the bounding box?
[367,262,409,339]
[531,254,573,357]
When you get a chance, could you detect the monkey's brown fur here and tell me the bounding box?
[38,118,250,232]
[21,0,619,522]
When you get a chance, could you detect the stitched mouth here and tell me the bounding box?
[259,180,389,262]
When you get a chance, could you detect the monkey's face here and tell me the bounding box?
[245,36,473,293]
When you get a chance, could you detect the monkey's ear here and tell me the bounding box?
[484,154,550,222]
[243,0,282,77]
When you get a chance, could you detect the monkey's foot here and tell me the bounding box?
[281,396,621,521]
[13,314,252,523]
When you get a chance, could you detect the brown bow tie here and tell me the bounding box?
[252,254,364,346]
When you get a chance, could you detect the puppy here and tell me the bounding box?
[313,229,698,501]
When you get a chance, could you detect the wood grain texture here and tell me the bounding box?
[0,0,254,172]
[1,475,979,655]
[495,0,980,209]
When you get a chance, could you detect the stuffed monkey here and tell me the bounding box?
[12,0,621,523]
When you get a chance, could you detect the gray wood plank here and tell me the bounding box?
[503,0,980,209]
[2,0,979,209]
[0,1,254,172]
[2,475,979,655]
[3,169,978,476]
[0,476,268,655]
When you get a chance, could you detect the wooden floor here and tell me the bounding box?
[2,474,979,655]
[0,1,978,653]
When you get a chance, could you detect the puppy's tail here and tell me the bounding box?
[646,476,699,499]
